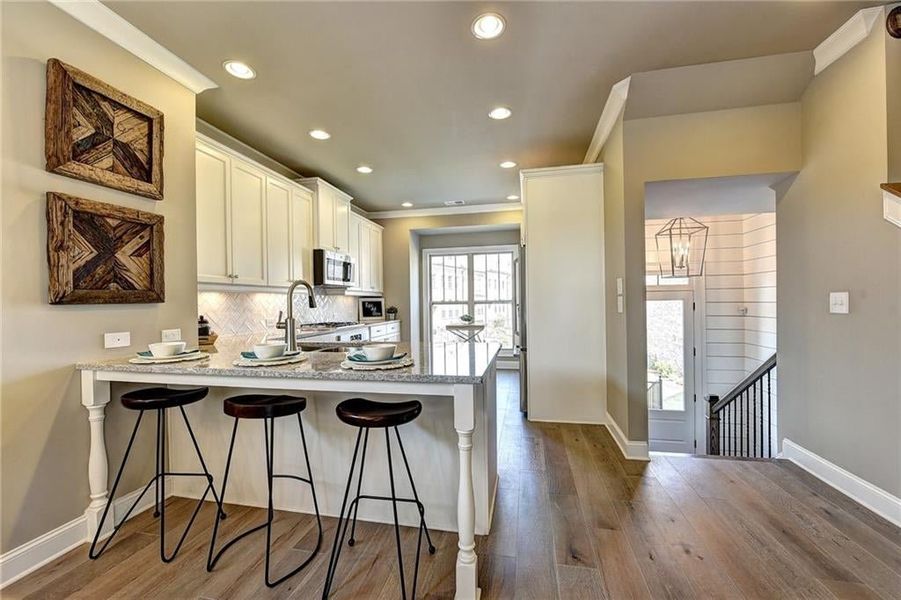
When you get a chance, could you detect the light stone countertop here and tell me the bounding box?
[76,335,501,385]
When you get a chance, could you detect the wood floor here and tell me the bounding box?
[6,372,900,599]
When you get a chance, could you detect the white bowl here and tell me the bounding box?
[148,341,186,358]
[253,342,287,359]
[362,343,396,362]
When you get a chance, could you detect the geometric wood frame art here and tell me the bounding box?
[45,58,164,200]
[47,192,164,304]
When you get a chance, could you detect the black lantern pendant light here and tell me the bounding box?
[655,217,709,278]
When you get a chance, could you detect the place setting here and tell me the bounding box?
[340,343,414,371]
[129,341,210,364]
[232,342,308,367]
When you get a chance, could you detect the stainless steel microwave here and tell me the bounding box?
[313,249,354,287]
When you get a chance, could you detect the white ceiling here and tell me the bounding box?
[105,1,873,212]
[645,173,796,219]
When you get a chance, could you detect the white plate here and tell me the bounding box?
[345,353,407,366]
[129,352,210,365]
[240,350,301,363]
[232,354,308,368]
[340,357,414,371]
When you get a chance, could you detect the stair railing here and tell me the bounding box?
[706,353,776,457]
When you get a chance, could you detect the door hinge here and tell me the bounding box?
[693,347,696,357]
[692,301,696,310]
[693,394,696,403]
[694,439,697,449]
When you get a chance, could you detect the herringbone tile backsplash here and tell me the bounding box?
[198,291,358,336]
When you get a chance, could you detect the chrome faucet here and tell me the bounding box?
[282,280,316,352]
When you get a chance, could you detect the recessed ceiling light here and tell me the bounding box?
[472,12,506,40]
[309,129,331,140]
[489,106,512,120]
[499,161,517,169]
[356,165,373,174]
[223,60,256,80]
[506,194,520,201]
[401,202,414,208]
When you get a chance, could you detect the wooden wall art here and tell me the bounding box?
[45,58,164,200]
[47,192,164,304]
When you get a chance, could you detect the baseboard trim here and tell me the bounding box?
[527,416,606,425]
[781,438,901,528]
[0,486,162,589]
[605,412,650,461]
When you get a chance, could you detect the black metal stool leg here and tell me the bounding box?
[88,411,145,559]
[385,428,408,600]
[347,428,369,547]
[322,428,363,599]
[264,417,276,586]
[207,417,241,571]
[179,405,226,519]
[153,409,161,518]
[394,427,436,554]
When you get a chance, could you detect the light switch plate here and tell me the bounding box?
[616,277,624,295]
[104,331,131,349]
[617,295,624,314]
[161,328,182,342]
[829,291,849,314]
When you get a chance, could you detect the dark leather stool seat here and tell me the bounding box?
[121,386,208,410]
[335,398,422,429]
[224,394,307,420]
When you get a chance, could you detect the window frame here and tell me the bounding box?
[422,244,520,354]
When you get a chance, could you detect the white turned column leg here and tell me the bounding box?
[453,384,479,600]
[81,370,111,539]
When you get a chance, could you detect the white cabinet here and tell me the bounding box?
[348,215,384,294]
[196,134,315,290]
[291,186,314,281]
[297,177,352,254]
[370,321,400,342]
[229,159,267,286]
[348,212,363,289]
[196,142,232,284]
[265,177,292,287]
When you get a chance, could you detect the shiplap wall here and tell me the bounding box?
[646,214,777,453]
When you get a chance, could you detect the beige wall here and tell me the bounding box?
[609,103,802,440]
[777,23,900,495]
[1,1,198,551]
[375,211,523,341]
[600,116,629,434]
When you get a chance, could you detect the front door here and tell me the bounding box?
[646,289,695,453]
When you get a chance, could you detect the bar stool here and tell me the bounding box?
[88,386,223,562]
[323,398,436,600]
[206,394,322,588]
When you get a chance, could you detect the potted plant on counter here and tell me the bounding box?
[386,305,398,320]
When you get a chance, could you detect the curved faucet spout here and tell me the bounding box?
[285,280,316,352]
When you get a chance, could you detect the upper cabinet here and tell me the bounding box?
[347,213,384,295]
[297,177,353,254]
[195,135,315,290]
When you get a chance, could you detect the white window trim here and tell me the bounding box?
[421,245,520,355]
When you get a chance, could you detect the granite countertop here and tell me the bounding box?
[76,335,500,385]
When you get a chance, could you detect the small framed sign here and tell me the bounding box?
[358,297,385,322]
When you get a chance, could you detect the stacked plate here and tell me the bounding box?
[232,350,307,367]
[129,349,209,364]
[340,350,413,371]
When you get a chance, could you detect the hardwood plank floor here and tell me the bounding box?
[6,372,899,599]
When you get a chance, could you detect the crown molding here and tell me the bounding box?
[368,202,522,220]
[520,163,604,181]
[49,0,217,93]
[813,6,883,76]
[582,76,631,164]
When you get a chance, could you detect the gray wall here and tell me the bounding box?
[777,22,900,495]
[1,1,198,551]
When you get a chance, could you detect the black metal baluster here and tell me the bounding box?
[767,371,772,458]
[752,381,757,457]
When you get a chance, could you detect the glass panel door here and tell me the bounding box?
[647,289,695,453]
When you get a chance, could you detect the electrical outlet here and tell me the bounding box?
[829,291,849,314]
[161,328,182,342]
[104,331,131,349]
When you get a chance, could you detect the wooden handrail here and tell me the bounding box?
[709,353,776,414]
[882,183,901,198]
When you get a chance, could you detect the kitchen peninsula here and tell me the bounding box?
[76,339,499,599]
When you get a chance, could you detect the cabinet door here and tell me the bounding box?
[196,142,232,283]
[358,223,371,291]
[370,227,383,293]
[230,159,267,285]
[291,186,313,280]
[347,212,362,289]
[265,177,292,287]
[316,186,336,250]
[335,194,350,253]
